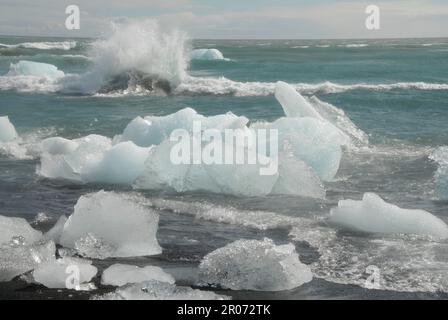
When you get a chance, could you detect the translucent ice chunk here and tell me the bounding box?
[0,116,18,143]
[330,193,448,238]
[101,264,175,286]
[0,215,42,245]
[198,238,313,291]
[32,257,97,290]
[60,191,162,258]
[94,280,229,300]
[0,240,56,282]
[7,60,65,79]
[191,49,226,61]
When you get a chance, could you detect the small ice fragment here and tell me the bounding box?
[101,264,175,286]
[32,257,97,290]
[94,280,229,300]
[0,116,18,143]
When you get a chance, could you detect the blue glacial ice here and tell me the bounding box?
[198,238,313,291]
[34,81,367,198]
[0,116,18,143]
[7,60,65,79]
[190,49,227,61]
[59,191,162,258]
[330,193,448,238]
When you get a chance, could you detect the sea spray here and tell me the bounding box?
[64,20,189,94]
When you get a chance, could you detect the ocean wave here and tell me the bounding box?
[0,41,77,50]
[175,77,448,96]
[338,44,369,48]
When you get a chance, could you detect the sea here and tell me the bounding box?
[1,22,448,299]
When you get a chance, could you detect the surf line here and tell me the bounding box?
[177,304,212,318]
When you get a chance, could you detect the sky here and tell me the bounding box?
[1,0,448,39]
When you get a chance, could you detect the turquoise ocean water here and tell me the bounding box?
[1,32,448,299]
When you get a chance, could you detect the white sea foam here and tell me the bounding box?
[176,77,448,96]
[430,146,448,200]
[289,219,448,293]
[64,20,188,94]
[0,41,76,50]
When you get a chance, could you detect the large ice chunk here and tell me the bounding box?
[0,215,42,245]
[39,134,150,185]
[117,108,248,147]
[0,240,56,282]
[39,134,111,181]
[253,117,347,181]
[94,280,229,300]
[0,116,18,143]
[101,264,175,286]
[275,81,323,119]
[32,257,97,290]
[7,60,65,79]
[191,49,226,61]
[82,142,151,184]
[59,191,162,258]
[330,193,448,238]
[430,147,448,200]
[198,238,313,291]
[134,137,279,197]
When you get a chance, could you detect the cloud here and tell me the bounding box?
[0,0,447,38]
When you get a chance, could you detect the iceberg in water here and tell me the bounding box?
[198,238,313,291]
[59,191,162,258]
[33,257,97,290]
[191,49,227,61]
[94,280,229,300]
[7,60,65,79]
[36,81,366,197]
[330,193,448,238]
[39,135,151,184]
[101,264,175,287]
[0,116,18,143]
[430,147,448,200]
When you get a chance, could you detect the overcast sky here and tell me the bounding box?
[1,0,447,39]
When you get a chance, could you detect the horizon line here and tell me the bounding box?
[0,34,447,42]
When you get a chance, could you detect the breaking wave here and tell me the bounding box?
[175,77,448,96]
[0,41,77,50]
